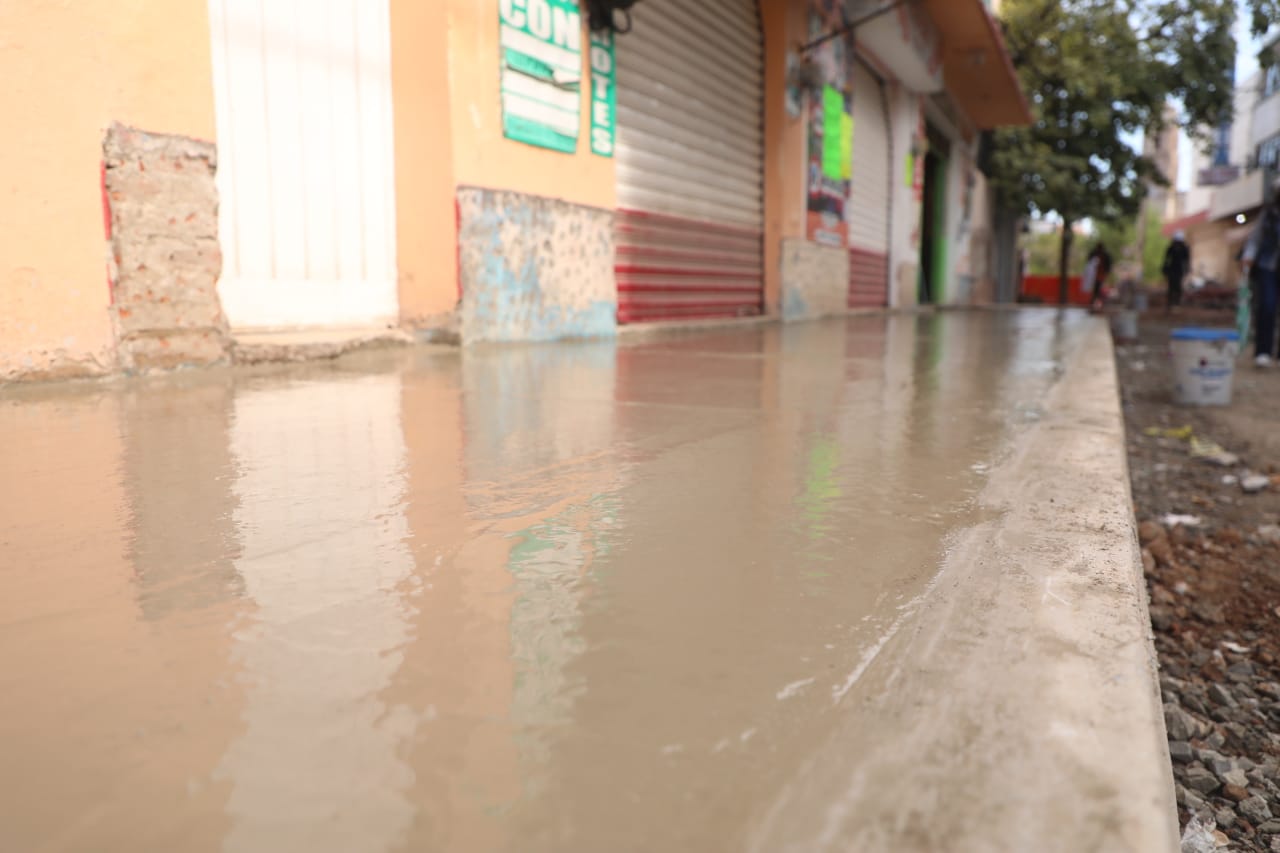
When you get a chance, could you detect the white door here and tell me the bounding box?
[208,0,398,330]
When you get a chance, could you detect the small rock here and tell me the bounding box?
[1270,837,1280,853]
[1228,661,1256,681]
[1200,750,1232,775]
[1242,796,1274,824]
[1223,782,1250,802]
[1221,768,1250,788]
[1186,765,1223,794]
[1142,549,1156,573]
[1149,536,1174,566]
[1206,730,1227,750]
[1243,474,1271,494]
[1166,703,1194,741]
[1257,819,1280,834]
[1150,605,1174,632]
[1210,683,1238,708]
[1193,600,1227,624]
[1169,741,1195,763]
[1139,520,1164,545]
[1216,807,1237,829]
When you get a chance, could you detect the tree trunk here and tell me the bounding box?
[1058,219,1074,305]
[1134,197,1149,286]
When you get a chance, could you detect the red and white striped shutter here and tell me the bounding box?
[613,0,765,324]
[848,61,891,308]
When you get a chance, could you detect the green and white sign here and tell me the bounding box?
[588,30,616,157]
[499,0,583,153]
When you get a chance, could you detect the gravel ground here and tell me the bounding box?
[1117,309,1280,851]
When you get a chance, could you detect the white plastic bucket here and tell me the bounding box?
[1171,328,1240,406]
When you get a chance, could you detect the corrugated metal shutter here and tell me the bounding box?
[848,61,891,308]
[614,0,764,324]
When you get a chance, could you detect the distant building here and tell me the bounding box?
[1163,65,1266,287]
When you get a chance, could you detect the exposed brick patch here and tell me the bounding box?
[103,123,229,371]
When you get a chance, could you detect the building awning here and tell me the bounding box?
[921,0,1032,129]
[1209,170,1265,222]
[1161,209,1210,239]
[855,4,944,94]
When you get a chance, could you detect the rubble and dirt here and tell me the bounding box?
[1118,310,1280,851]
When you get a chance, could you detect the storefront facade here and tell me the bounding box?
[1,0,1027,381]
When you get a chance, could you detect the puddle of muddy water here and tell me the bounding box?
[0,310,1090,852]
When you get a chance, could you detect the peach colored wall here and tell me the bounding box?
[0,0,215,381]
[444,0,615,211]
[391,0,460,327]
[762,0,811,316]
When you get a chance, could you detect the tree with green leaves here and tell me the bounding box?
[990,0,1275,303]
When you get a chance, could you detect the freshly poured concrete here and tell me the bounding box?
[0,311,1176,852]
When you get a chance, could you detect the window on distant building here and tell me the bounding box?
[1214,124,1231,166]
[1266,64,1280,98]
[1258,134,1280,170]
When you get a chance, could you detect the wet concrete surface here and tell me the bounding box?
[0,311,1162,852]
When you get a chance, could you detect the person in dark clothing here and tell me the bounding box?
[1243,196,1280,367]
[1162,231,1191,312]
[1088,243,1113,309]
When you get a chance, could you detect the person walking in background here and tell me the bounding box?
[1162,231,1191,313]
[1243,193,1280,367]
[1088,243,1113,310]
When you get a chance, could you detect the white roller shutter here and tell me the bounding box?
[614,0,765,323]
[848,60,891,307]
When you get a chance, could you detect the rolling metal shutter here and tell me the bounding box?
[848,61,891,308]
[614,0,764,324]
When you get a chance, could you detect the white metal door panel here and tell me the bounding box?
[849,63,891,255]
[615,0,764,227]
[208,0,398,330]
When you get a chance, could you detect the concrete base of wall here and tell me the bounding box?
[103,123,230,372]
[895,258,920,308]
[780,239,849,321]
[230,328,414,365]
[456,187,615,344]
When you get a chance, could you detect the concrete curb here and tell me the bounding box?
[229,328,414,365]
[747,317,1180,852]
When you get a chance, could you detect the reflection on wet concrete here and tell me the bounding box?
[0,311,1089,852]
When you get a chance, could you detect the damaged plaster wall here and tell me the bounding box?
[780,239,851,321]
[104,123,230,371]
[457,187,615,343]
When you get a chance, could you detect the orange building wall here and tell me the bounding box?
[762,0,811,316]
[0,0,215,381]
[444,0,616,211]
[391,0,461,328]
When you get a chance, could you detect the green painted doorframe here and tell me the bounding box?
[930,151,948,303]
